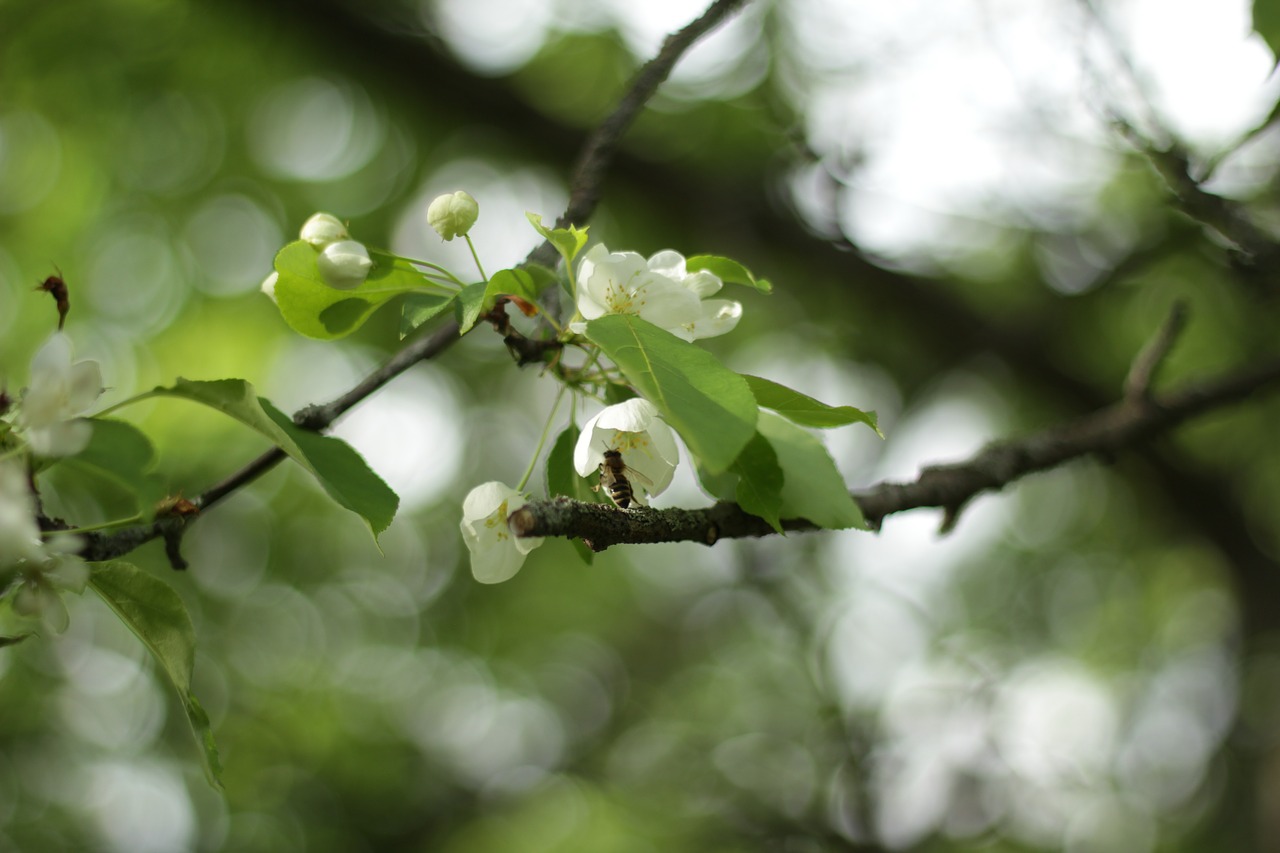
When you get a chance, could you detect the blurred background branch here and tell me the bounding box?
[6,0,1280,850]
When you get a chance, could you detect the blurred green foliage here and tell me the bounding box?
[4,0,1280,851]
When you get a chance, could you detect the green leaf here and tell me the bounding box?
[585,315,757,474]
[545,426,597,564]
[400,292,456,339]
[486,265,557,309]
[455,281,489,334]
[603,383,638,406]
[526,212,589,266]
[273,241,440,340]
[729,433,784,533]
[686,254,772,294]
[695,433,784,533]
[742,374,881,434]
[758,412,865,529]
[89,561,223,790]
[60,419,167,520]
[547,426,593,504]
[149,379,398,538]
[1255,0,1280,58]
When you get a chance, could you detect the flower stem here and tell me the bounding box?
[372,249,467,286]
[526,300,563,334]
[516,385,566,493]
[43,513,144,536]
[464,235,488,282]
[93,390,161,418]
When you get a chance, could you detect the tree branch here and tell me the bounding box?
[510,354,1280,549]
[529,0,749,268]
[558,0,748,227]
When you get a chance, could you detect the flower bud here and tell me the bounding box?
[427,191,479,241]
[317,240,373,290]
[300,212,349,249]
[260,272,279,303]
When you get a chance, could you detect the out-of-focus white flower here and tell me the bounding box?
[317,239,373,290]
[0,461,47,569]
[260,271,279,303]
[460,481,543,584]
[0,461,86,634]
[427,191,479,241]
[299,212,349,250]
[12,541,89,634]
[570,245,742,342]
[573,398,678,504]
[18,333,103,457]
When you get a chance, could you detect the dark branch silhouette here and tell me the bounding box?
[511,351,1280,549]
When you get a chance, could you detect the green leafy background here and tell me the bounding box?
[0,2,1276,851]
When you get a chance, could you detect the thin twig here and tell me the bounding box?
[1123,300,1187,402]
[528,0,750,269]
[510,355,1280,550]
[1078,0,1280,285]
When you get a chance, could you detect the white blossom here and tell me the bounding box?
[299,212,349,250]
[574,398,678,503]
[0,461,46,569]
[570,245,743,342]
[427,191,479,241]
[12,542,89,634]
[460,481,543,584]
[0,461,87,634]
[317,239,373,290]
[18,333,103,457]
[644,250,743,340]
[571,244,699,338]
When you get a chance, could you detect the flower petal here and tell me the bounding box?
[462,481,520,522]
[27,421,93,457]
[29,333,73,384]
[470,534,531,583]
[66,360,104,413]
[685,299,743,340]
[680,270,723,299]
[594,398,659,433]
[646,250,687,278]
[633,279,701,333]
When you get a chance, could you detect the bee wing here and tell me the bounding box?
[622,465,653,488]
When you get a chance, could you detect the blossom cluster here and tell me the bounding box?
[457,213,752,584]
[262,197,747,587]
[0,333,101,631]
[571,245,742,342]
[461,398,678,584]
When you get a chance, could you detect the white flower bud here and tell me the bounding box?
[260,272,279,303]
[300,212,349,250]
[427,191,479,241]
[317,240,373,290]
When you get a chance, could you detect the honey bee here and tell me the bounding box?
[598,450,652,510]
